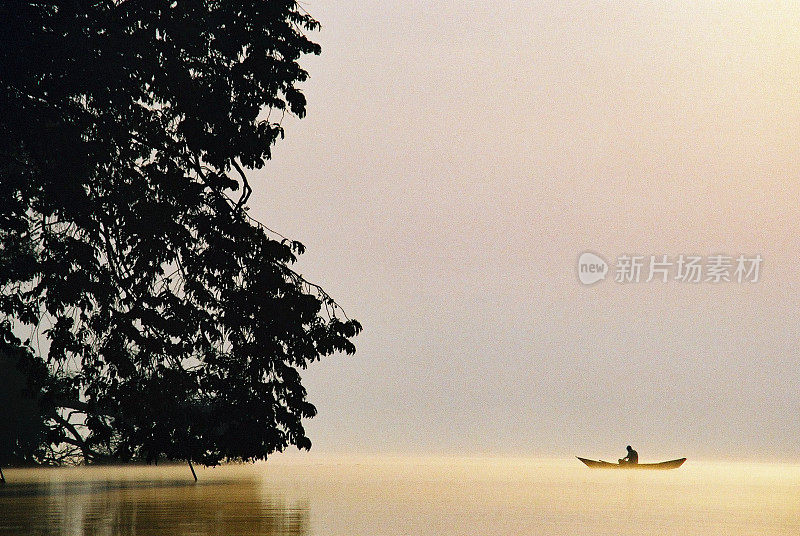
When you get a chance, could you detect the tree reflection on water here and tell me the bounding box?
[0,475,307,536]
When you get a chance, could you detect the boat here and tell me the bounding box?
[577,457,686,470]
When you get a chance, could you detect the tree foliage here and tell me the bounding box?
[0,345,52,466]
[0,0,360,466]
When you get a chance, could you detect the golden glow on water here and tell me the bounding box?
[1,458,800,535]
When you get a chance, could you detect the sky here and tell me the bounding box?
[251,1,800,461]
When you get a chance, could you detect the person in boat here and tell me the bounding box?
[619,445,638,465]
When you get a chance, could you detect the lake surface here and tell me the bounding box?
[1,457,799,535]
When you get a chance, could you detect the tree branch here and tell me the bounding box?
[50,412,95,464]
[231,159,252,209]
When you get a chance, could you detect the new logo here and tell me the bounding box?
[577,252,608,285]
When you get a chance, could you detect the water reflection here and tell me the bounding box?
[5,458,800,535]
[0,470,307,536]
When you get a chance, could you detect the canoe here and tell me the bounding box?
[577,457,686,470]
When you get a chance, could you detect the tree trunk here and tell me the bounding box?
[188,460,197,481]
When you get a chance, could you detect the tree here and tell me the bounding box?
[0,0,361,468]
[0,345,51,467]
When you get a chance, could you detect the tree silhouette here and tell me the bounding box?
[0,0,360,467]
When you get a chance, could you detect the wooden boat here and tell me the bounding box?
[577,457,686,470]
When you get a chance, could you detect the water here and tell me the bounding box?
[1,457,799,535]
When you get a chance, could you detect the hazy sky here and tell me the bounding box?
[252,1,800,461]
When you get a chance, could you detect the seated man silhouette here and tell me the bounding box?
[619,445,638,465]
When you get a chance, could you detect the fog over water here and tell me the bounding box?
[2,459,799,535]
[6,3,800,535]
